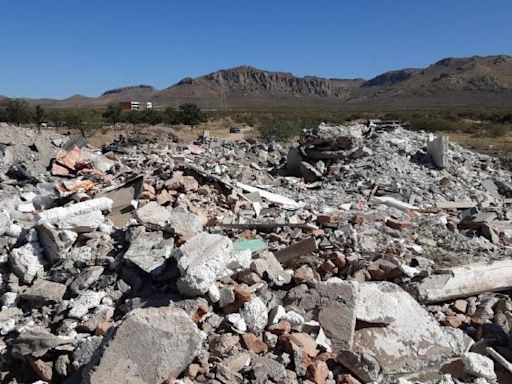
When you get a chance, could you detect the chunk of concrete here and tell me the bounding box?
[316,279,358,352]
[462,352,497,381]
[352,282,467,375]
[337,350,381,383]
[35,223,69,264]
[73,336,103,369]
[251,251,292,286]
[20,279,66,305]
[300,161,323,183]
[135,201,170,229]
[240,296,268,335]
[356,282,399,324]
[427,136,448,169]
[9,242,46,284]
[70,266,105,294]
[175,233,234,296]
[252,355,287,383]
[167,208,204,241]
[69,290,106,319]
[124,226,174,276]
[12,328,70,357]
[83,307,204,384]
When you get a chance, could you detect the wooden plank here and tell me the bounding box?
[275,237,318,264]
[236,182,303,210]
[411,259,512,303]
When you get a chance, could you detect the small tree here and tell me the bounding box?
[1,98,32,126]
[47,109,66,128]
[34,105,45,126]
[125,110,144,126]
[102,103,122,127]
[163,107,180,125]
[142,109,163,125]
[177,103,205,126]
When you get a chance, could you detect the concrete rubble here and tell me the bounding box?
[1,122,512,383]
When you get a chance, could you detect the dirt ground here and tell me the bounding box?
[55,118,256,148]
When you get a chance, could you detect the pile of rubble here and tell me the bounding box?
[1,121,512,384]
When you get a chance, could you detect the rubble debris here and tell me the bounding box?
[2,122,512,383]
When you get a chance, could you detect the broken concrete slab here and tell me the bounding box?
[35,223,69,264]
[69,290,106,319]
[236,182,303,210]
[427,136,448,168]
[462,352,497,381]
[167,208,204,240]
[352,282,467,375]
[70,266,105,294]
[135,201,171,229]
[20,279,67,306]
[315,279,358,353]
[337,350,381,383]
[373,196,419,211]
[240,296,268,335]
[356,282,399,324]
[251,251,292,286]
[175,232,234,296]
[58,210,105,233]
[83,307,204,384]
[12,328,71,357]
[123,226,174,276]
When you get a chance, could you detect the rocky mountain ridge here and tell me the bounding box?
[10,55,512,109]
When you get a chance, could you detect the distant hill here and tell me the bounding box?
[19,55,512,110]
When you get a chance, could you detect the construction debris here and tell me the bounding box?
[1,122,512,383]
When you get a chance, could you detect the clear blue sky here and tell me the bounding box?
[1,0,511,99]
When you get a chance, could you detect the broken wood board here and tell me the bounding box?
[373,196,419,211]
[436,201,476,209]
[221,222,317,232]
[410,259,512,304]
[275,237,318,264]
[236,182,303,210]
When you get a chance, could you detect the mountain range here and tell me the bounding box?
[11,55,512,110]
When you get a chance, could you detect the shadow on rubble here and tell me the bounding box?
[410,150,436,168]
